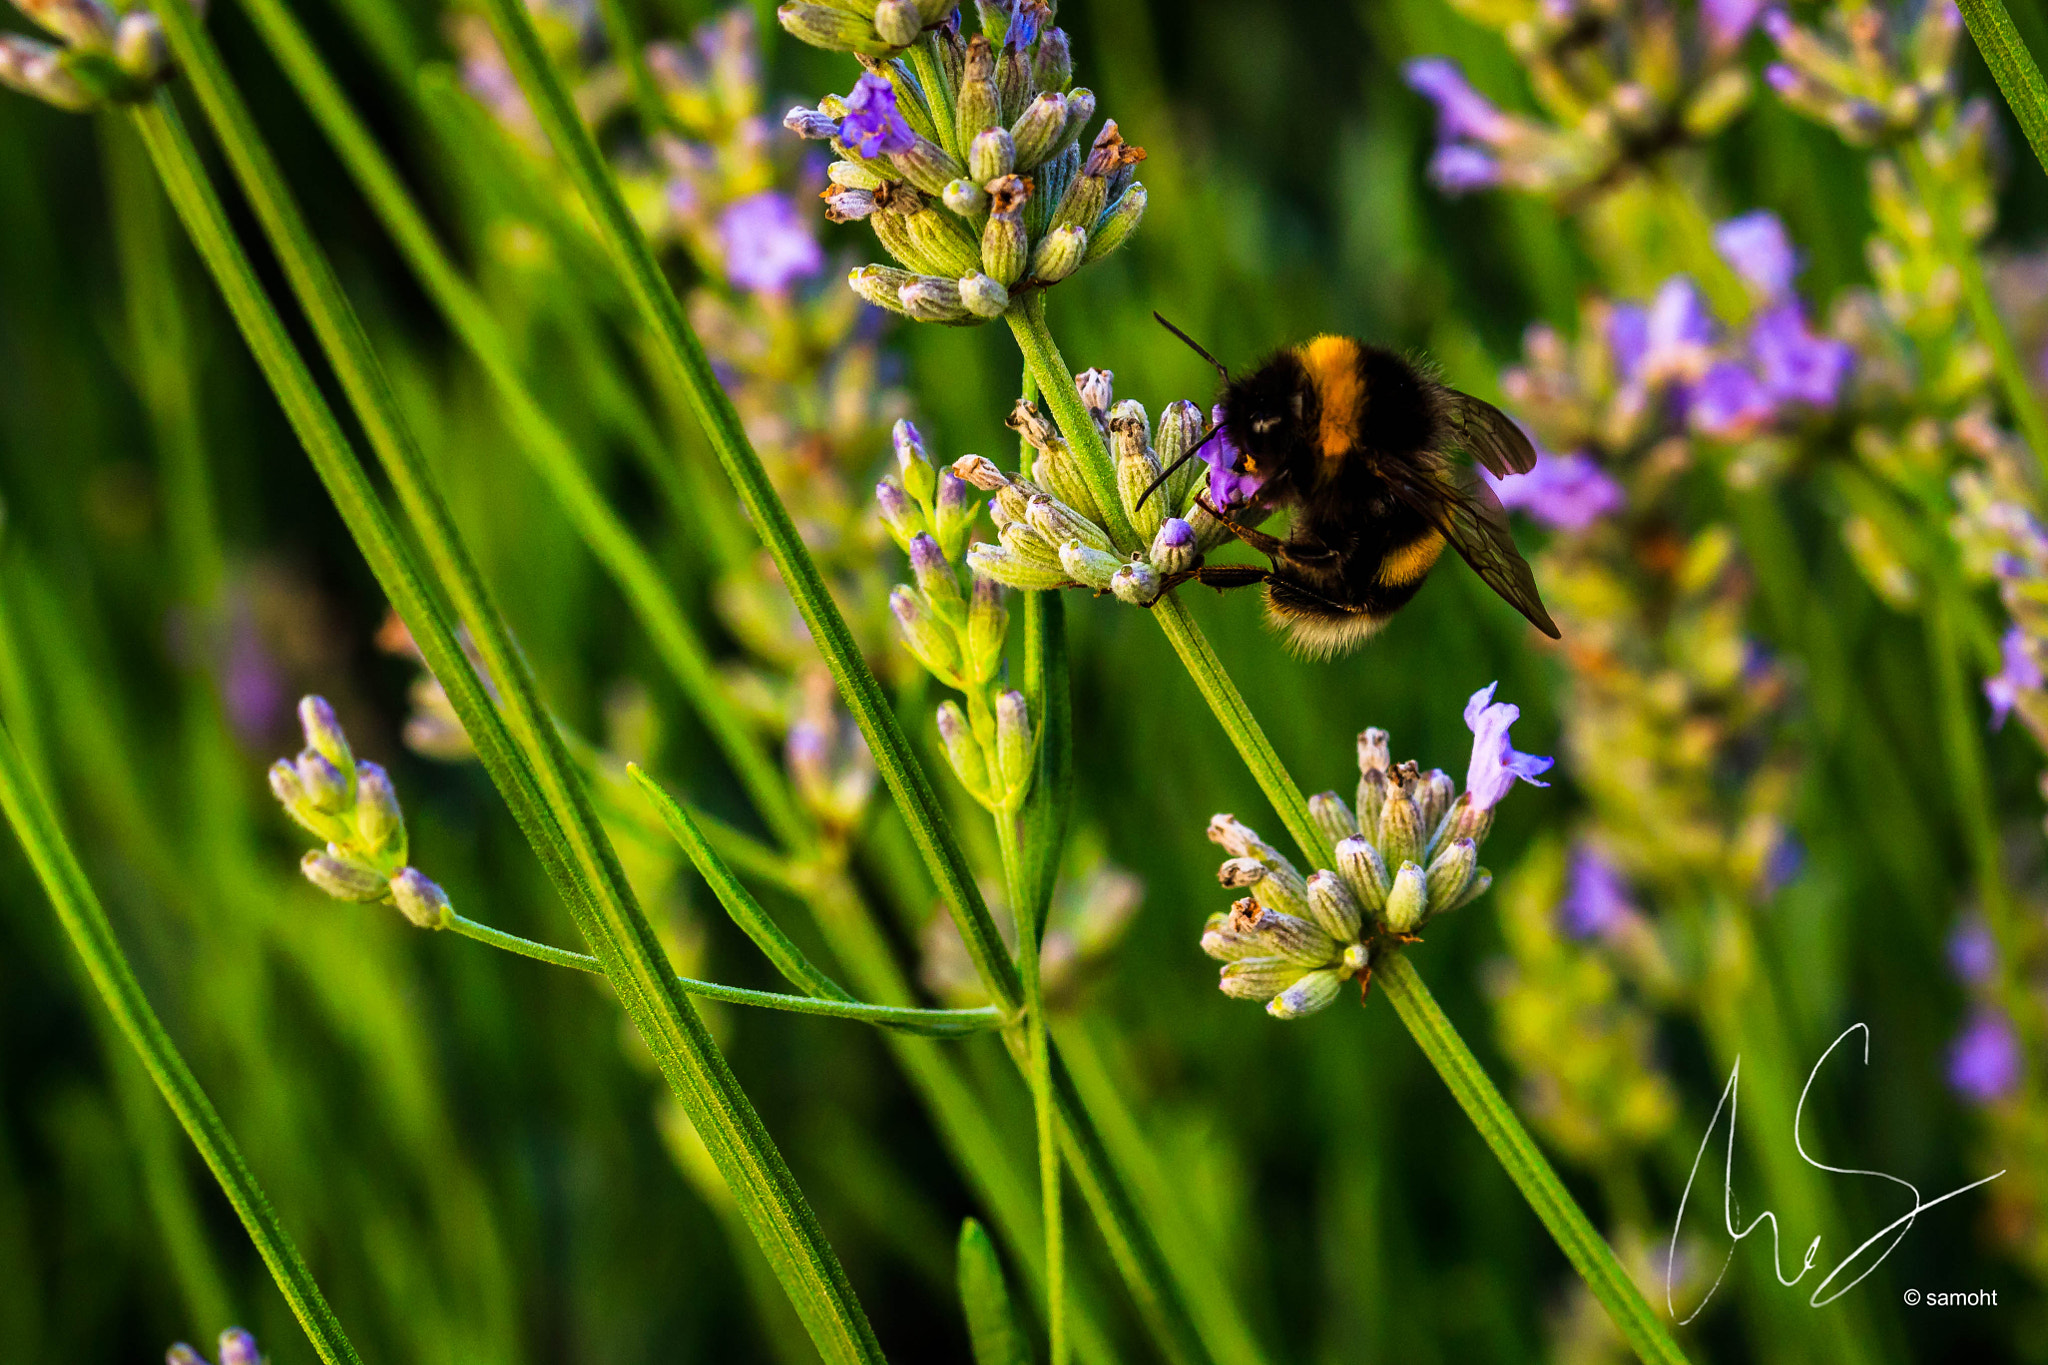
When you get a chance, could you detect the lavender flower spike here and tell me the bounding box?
[1985,625,2043,730]
[1947,1010,2022,1105]
[718,191,825,295]
[1559,842,1634,939]
[1713,210,1798,300]
[1488,447,1625,532]
[1403,57,1509,144]
[839,73,917,159]
[1749,302,1852,408]
[1463,682,1552,812]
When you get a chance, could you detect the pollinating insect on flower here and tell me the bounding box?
[1199,684,1550,1019]
[268,695,453,931]
[781,0,1145,322]
[0,0,186,112]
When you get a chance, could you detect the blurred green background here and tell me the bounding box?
[2,0,2044,1361]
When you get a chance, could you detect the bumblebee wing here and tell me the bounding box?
[1439,391,1538,476]
[1381,452,1561,639]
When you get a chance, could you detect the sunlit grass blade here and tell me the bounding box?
[957,1219,1032,1365]
[1958,0,2048,180]
[0,719,364,1365]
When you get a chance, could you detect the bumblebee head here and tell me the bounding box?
[1220,354,1313,474]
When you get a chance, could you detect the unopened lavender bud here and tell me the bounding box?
[966,573,1008,679]
[1268,968,1344,1019]
[1059,541,1122,590]
[1009,90,1067,167]
[891,134,968,196]
[995,689,1032,795]
[1219,957,1305,1002]
[1034,26,1072,91]
[933,471,979,556]
[873,0,920,47]
[296,750,351,813]
[944,178,990,217]
[216,1328,262,1365]
[829,158,888,190]
[996,37,1030,123]
[891,585,963,680]
[824,184,880,222]
[1435,791,1493,849]
[1378,782,1423,870]
[111,11,166,82]
[1058,88,1096,149]
[0,34,93,111]
[1451,868,1494,912]
[1031,225,1087,281]
[1309,791,1358,848]
[1206,812,1278,862]
[1249,859,1310,919]
[1682,68,1750,137]
[1355,766,1386,838]
[967,541,1069,589]
[969,126,1016,182]
[1217,856,1268,890]
[981,174,1030,284]
[908,533,964,620]
[786,106,844,140]
[956,33,1001,144]
[1149,517,1196,574]
[901,274,969,321]
[1114,422,1163,539]
[1382,862,1429,934]
[1335,835,1389,914]
[302,849,388,902]
[779,2,895,54]
[18,0,114,47]
[1415,769,1454,840]
[269,759,308,811]
[1425,838,1476,913]
[1243,906,1337,965]
[1085,183,1145,261]
[1357,727,1391,776]
[936,701,992,798]
[1186,492,1233,551]
[894,418,935,502]
[850,264,915,312]
[1026,494,1114,554]
[960,271,1010,318]
[389,867,453,929]
[168,1345,206,1365]
[1200,905,1265,961]
[354,761,406,862]
[951,454,1009,491]
[1110,560,1161,605]
[998,520,1062,568]
[298,695,355,787]
[1305,869,1363,941]
[877,477,926,549]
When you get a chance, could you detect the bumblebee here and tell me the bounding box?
[1149,316,1560,657]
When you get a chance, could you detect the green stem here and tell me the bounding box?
[1924,573,2016,948]
[998,813,1065,1365]
[591,0,673,135]
[1007,296,1142,551]
[0,720,363,1365]
[473,0,1020,1013]
[1957,0,2048,181]
[1148,597,1689,1365]
[443,913,1002,1036]
[128,59,884,1364]
[1900,143,2048,473]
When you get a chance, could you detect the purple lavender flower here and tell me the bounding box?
[840,73,917,159]
[718,191,825,295]
[1614,278,1715,387]
[1559,842,1633,939]
[1985,625,2042,729]
[1703,0,1769,53]
[1203,404,1263,507]
[1947,917,1997,986]
[1749,302,1852,408]
[1463,682,1553,812]
[1488,447,1625,532]
[1688,360,1775,439]
[1947,1010,2022,1105]
[1428,144,1501,194]
[1403,57,1509,143]
[1713,210,1797,299]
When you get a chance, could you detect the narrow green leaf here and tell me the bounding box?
[1959,0,2048,181]
[957,1219,1032,1365]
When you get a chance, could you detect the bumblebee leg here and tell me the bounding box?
[1193,495,1293,559]
[1159,563,1270,594]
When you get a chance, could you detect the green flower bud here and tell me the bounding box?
[1029,224,1087,282]
[1185,496,1235,552]
[1451,868,1494,912]
[1034,27,1072,92]
[956,34,1001,145]
[1148,517,1197,575]
[1434,792,1493,851]
[1378,781,1424,870]
[1113,415,1163,540]
[891,585,963,680]
[933,471,979,558]
[1424,837,1477,915]
[1057,541,1121,590]
[960,271,1010,318]
[111,12,166,83]
[1681,68,1750,138]
[1335,835,1389,915]
[908,533,964,623]
[1268,968,1344,1019]
[389,867,453,929]
[830,158,889,190]
[850,263,915,313]
[1219,956,1307,1002]
[1085,183,1145,261]
[296,750,352,814]
[0,35,95,111]
[900,275,971,322]
[1057,89,1097,152]
[877,476,926,550]
[778,3,894,55]
[302,849,387,903]
[1382,862,1428,935]
[873,0,920,47]
[967,541,1070,590]
[969,126,1016,182]
[354,761,407,866]
[891,134,969,196]
[1355,765,1386,837]
[1026,494,1113,555]
[1415,769,1455,841]
[1109,560,1160,605]
[894,418,936,502]
[981,175,1031,285]
[1200,904,1268,961]
[1009,90,1067,168]
[298,695,355,790]
[936,701,992,800]
[997,520,1063,570]
[1309,792,1358,849]
[1207,813,1287,865]
[996,39,1030,124]
[944,178,990,217]
[1244,907,1338,966]
[995,689,1033,797]
[903,204,983,278]
[966,573,1008,681]
[1155,399,1206,511]
[1305,869,1363,942]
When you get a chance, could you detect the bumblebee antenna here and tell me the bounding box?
[1134,421,1221,511]
[1153,312,1230,381]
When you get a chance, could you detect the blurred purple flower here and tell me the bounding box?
[1985,625,2041,729]
[1428,144,1501,193]
[1713,210,1798,298]
[1463,682,1553,812]
[1489,447,1625,532]
[1203,404,1263,507]
[1749,302,1852,408]
[1947,1011,2022,1105]
[221,609,286,749]
[718,191,824,295]
[840,73,916,158]
[1947,917,1997,986]
[1615,278,1715,387]
[1689,360,1775,439]
[1703,0,1769,51]
[1403,57,1509,143]
[1560,842,1633,939]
